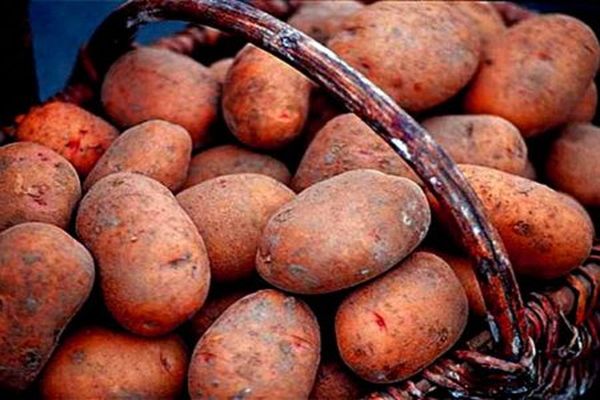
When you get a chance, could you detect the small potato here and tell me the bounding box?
[76,173,210,336]
[421,114,527,174]
[258,169,431,294]
[464,15,600,137]
[184,144,291,189]
[310,358,363,400]
[223,45,311,149]
[40,327,187,400]
[101,47,219,147]
[15,101,119,175]
[208,58,234,85]
[0,223,94,391]
[292,113,418,192]
[336,252,468,383]
[450,1,506,52]
[460,164,594,279]
[288,0,364,43]
[567,82,597,123]
[84,120,192,192]
[0,142,81,232]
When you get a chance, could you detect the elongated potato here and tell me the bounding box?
[0,142,81,232]
[288,0,364,43]
[41,327,187,399]
[258,169,430,294]
[188,289,320,399]
[310,358,364,400]
[0,223,94,391]
[567,82,597,123]
[336,252,468,383]
[76,173,210,335]
[84,120,191,192]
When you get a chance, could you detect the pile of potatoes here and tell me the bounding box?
[1,1,599,398]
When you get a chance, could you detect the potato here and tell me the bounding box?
[288,0,364,43]
[184,144,291,189]
[336,252,468,383]
[0,223,94,391]
[76,172,210,335]
[83,120,191,192]
[188,289,320,399]
[521,159,537,180]
[464,15,600,137]
[257,169,430,294]
[450,1,505,52]
[460,164,594,279]
[208,58,234,85]
[292,113,418,192]
[328,1,480,113]
[40,327,187,399]
[421,114,527,174]
[222,45,311,149]
[101,47,219,147]
[0,142,81,232]
[567,82,597,123]
[178,173,295,282]
[310,358,363,400]
[15,101,119,175]
[545,123,600,207]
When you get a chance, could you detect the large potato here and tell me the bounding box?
[76,173,210,335]
[567,82,597,123]
[188,289,320,399]
[0,223,94,391]
[0,142,81,232]
[288,0,364,43]
[257,169,430,294]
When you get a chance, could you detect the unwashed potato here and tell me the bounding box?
[208,58,234,85]
[15,101,119,175]
[188,289,320,399]
[421,114,527,175]
[328,1,480,112]
[450,1,506,52]
[40,327,187,400]
[177,174,295,282]
[336,252,468,383]
[257,169,431,294]
[310,358,364,400]
[0,223,94,391]
[0,142,81,232]
[292,113,418,192]
[464,14,600,137]
[567,82,597,123]
[76,173,210,336]
[288,0,364,43]
[222,45,311,149]
[460,164,595,279]
[101,47,219,147]
[83,120,192,192]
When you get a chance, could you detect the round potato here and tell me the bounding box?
[450,1,505,52]
[567,82,597,123]
[288,0,364,43]
[310,358,363,400]
[208,58,234,85]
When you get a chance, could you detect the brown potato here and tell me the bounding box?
[464,15,600,137]
[76,173,210,335]
[450,1,506,52]
[101,47,219,147]
[208,58,234,85]
[460,164,594,279]
[0,142,81,232]
[310,358,363,400]
[188,289,320,399]
[521,159,537,180]
[336,252,468,383]
[567,82,597,123]
[258,169,431,294]
[222,45,311,149]
[40,327,187,399]
[0,223,94,391]
[184,144,291,189]
[328,1,480,112]
[288,0,364,43]
[83,120,191,192]
[292,113,418,192]
[421,114,527,175]
[15,101,119,175]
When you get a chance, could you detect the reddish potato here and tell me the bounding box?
[208,58,234,85]
[567,82,597,123]
[451,1,506,52]
[288,0,364,43]
[310,358,364,400]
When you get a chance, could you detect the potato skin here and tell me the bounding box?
[84,120,192,192]
[76,173,210,335]
[208,58,234,85]
[184,144,291,189]
[258,169,431,294]
[223,45,311,149]
[567,82,597,123]
[328,1,480,112]
[450,1,505,51]
[336,252,468,383]
[310,359,363,400]
[0,223,94,391]
[15,101,119,175]
[188,289,320,400]
[421,114,527,175]
[40,327,187,400]
[177,174,295,282]
[288,0,364,43]
[101,47,219,147]
[292,114,418,192]
[464,15,600,137]
[460,164,594,279]
[0,142,81,232]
